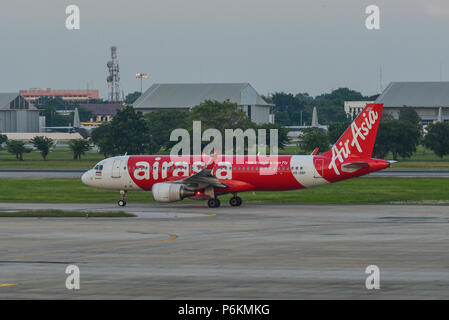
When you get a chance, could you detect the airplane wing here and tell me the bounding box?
[167,153,228,190]
[340,161,370,173]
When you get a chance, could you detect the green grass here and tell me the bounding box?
[0,178,448,205]
[0,146,104,169]
[0,209,135,218]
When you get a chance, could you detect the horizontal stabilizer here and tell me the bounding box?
[341,161,370,173]
[387,160,398,167]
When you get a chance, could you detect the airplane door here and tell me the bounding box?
[314,158,324,178]
[112,159,121,178]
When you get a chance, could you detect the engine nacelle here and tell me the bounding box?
[151,183,195,202]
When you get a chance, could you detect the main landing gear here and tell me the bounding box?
[207,198,221,208]
[229,196,242,207]
[118,190,127,207]
[207,195,243,208]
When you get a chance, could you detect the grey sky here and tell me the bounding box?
[1,0,448,99]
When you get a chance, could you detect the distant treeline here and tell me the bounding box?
[264,88,379,126]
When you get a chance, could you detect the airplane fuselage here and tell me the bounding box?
[82,154,389,194]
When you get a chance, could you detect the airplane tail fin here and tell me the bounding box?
[323,103,383,159]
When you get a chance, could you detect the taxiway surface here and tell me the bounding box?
[0,203,448,299]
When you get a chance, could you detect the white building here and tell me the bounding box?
[133,83,274,124]
[344,101,375,120]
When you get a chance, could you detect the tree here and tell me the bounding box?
[31,136,55,160]
[388,120,421,159]
[187,100,256,153]
[327,121,351,144]
[271,92,311,126]
[0,134,7,150]
[424,122,449,158]
[91,106,156,156]
[6,140,26,160]
[373,119,393,159]
[373,117,420,160]
[145,109,189,151]
[256,123,290,150]
[298,128,329,154]
[399,106,421,129]
[68,139,91,160]
[90,123,114,157]
[189,100,254,132]
[125,91,142,104]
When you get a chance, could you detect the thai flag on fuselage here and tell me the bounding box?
[96,167,102,176]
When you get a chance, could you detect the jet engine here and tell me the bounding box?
[152,183,195,202]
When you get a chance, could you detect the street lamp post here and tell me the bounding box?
[135,73,148,93]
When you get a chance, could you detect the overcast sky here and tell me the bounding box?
[1,0,448,99]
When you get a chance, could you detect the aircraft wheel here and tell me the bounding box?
[235,196,242,206]
[208,198,220,208]
[118,200,127,207]
[230,196,242,207]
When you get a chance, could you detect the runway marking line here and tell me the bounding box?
[0,283,16,288]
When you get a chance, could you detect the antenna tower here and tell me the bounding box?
[107,46,121,103]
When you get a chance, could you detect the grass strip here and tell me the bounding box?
[0,209,135,218]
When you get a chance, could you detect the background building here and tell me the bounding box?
[0,92,40,132]
[20,88,99,102]
[375,82,449,125]
[133,83,274,124]
[344,101,375,120]
[79,103,124,122]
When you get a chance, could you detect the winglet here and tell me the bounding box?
[311,148,319,155]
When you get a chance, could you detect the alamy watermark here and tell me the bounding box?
[65,265,80,290]
[365,5,380,30]
[65,5,80,30]
[168,121,279,175]
[365,265,380,290]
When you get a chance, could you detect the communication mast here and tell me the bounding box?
[107,46,121,103]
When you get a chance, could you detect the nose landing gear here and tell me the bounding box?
[118,190,127,207]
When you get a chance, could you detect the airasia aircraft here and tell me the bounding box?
[82,103,391,208]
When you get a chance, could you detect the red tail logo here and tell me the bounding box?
[323,103,383,175]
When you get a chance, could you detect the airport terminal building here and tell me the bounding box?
[0,92,40,132]
[133,83,274,124]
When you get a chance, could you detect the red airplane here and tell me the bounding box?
[82,103,391,208]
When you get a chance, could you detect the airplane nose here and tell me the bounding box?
[81,171,91,186]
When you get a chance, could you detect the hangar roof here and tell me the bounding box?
[133,83,271,109]
[0,92,37,110]
[376,82,449,107]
